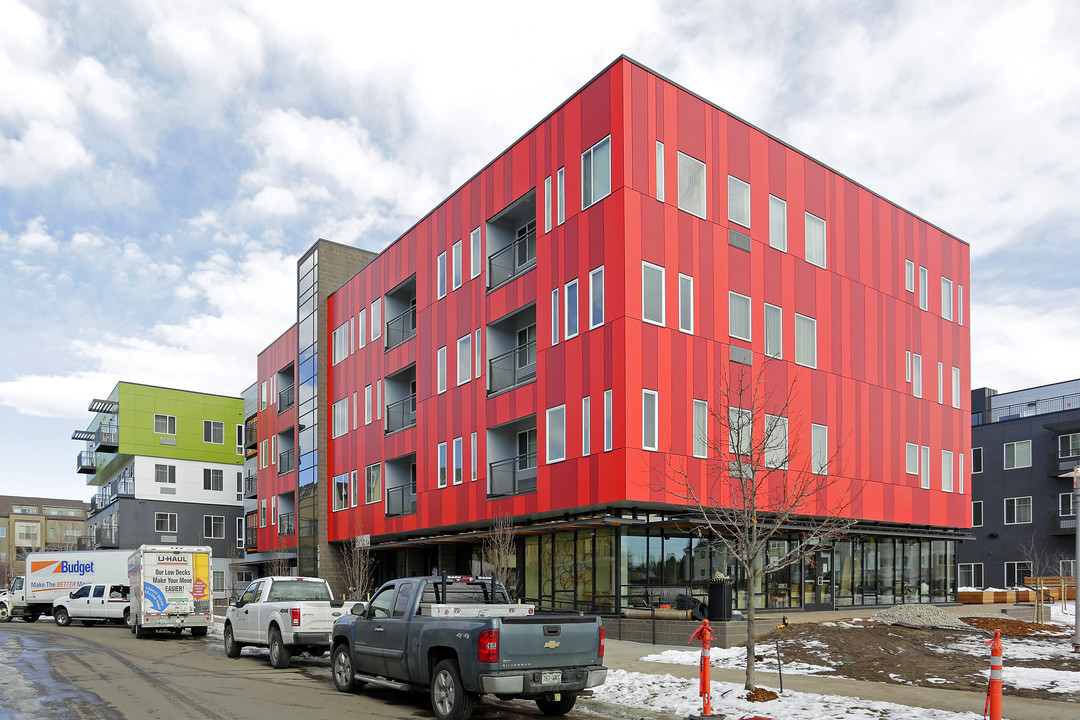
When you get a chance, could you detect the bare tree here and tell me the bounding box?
[1019,534,1064,623]
[659,359,855,692]
[482,513,518,600]
[341,514,375,602]
[265,533,292,577]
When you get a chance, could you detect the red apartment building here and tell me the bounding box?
[248,56,970,612]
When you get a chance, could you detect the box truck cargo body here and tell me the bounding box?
[128,545,213,638]
[0,550,129,622]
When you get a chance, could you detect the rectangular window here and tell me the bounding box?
[352,391,357,430]
[905,260,915,293]
[358,309,366,349]
[470,227,482,279]
[203,420,224,444]
[589,266,604,329]
[349,317,354,355]
[155,464,176,484]
[794,314,817,367]
[544,175,552,232]
[728,175,750,227]
[805,213,826,269]
[259,382,267,411]
[452,240,463,290]
[203,468,223,492]
[679,274,693,334]
[557,167,565,224]
[764,303,782,358]
[812,424,828,475]
[457,334,472,386]
[918,266,928,310]
[1062,559,1077,578]
[155,512,177,533]
[364,385,372,425]
[920,445,930,490]
[565,279,579,339]
[937,362,943,404]
[370,298,381,341]
[972,446,983,473]
[1059,432,1080,458]
[581,136,611,209]
[365,463,381,504]
[332,322,349,364]
[642,389,659,452]
[582,396,591,456]
[377,380,382,420]
[941,277,953,320]
[958,285,964,325]
[959,452,964,494]
[437,442,447,488]
[729,291,751,341]
[905,442,919,475]
[905,351,911,382]
[437,346,447,394]
[332,473,348,511]
[1005,561,1032,587]
[259,440,267,469]
[604,389,613,452]
[471,432,478,482]
[1004,496,1032,524]
[693,400,708,459]
[475,329,482,379]
[764,414,788,469]
[203,515,225,539]
[729,408,752,456]
[259,499,266,527]
[958,563,983,588]
[912,354,923,398]
[547,405,566,463]
[652,140,660,202]
[1060,492,1075,517]
[1004,440,1031,469]
[677,152,706,218]
[642,261,665,326]
[551,288,559,345]
[952,367,961,408]
[453,437,463,485]
[769,195,787,251]
[942,450,954,492]
[350,469,357,507]
[236,424,244,455]
[332,397,348,438]
[437,252,447,299]
[972,500,983,527]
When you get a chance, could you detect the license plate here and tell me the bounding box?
[541,671,562,685]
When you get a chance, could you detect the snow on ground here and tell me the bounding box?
[593,669,989,720]
[1050,602,1077,627]
[641,646,836,676]
[1004,667,1080,694]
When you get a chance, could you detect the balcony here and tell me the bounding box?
[278,448,294,475]
[77,535,95,551]
[973,391,1080,426]
[244,472,258,498]
[278,385,295,413]
[244,418,258,449]
[488,223,536,290]
[278,512,295,537]
[385,306,417,350]
[489,341,536,395]
[245,526,258,550]
[384,275,417,350]
[488,453,537,498]
[94,525,119,548]
[1048,511,1078,535]
[386,485,417,518]
[77,450,98,474]
[94,423,119,453]
[1050,451,1080,477]
[386,394,416,434]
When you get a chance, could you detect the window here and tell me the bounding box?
[728,176,750,227]
[557,167,565,224]
[259,499,266,527]
[332,397,348,438]
[905,442,919,475]
[259,440,267,469]
[764,415,788,469]
[812,424,828,475]
[155,464,176,484]
[332,322,348,365]
[259,382,267,411]
[332,473,348,511]
[655,140,665,201]
[958,563,983,589]
[352,391,357,430]
[642,390,659,451]
[549,288,560,347]
[1061,560,1076,578]
[729,408,752,456]
[693,400,708,458]
[677,152,706,218]
[794,314,816,367]
[919,445,930,489]
[604,389,613,452]
[155,413,176,435]
[912,354,923,398]
[905,260,915,293]
[763,304,782,358]
[437,346,447,394]
[918,266,928,310]
[155,512,177,533]
[582,396,592,456]
[905,351,911,382]
[941,277,953,320]
[1004,496,1032,524]
[564,279,579,339]
[937,362,943,404]
[959,453,965,494]
[236,518,244,549]
[364,385,372,425]
[358,308,366,349]
[958,285,964,325]
[236,424,244,455]
[370,299,381,341]
[213,571,225,593]
[950,367,961,408]
[589,266,605,329]
[581,136,611,209]
[453,437,463,485]
[203,515,225,539]
[452,240,463,290]
[203,420,224,444]
[1004,440,1031,469]
[729,292,751,341]
[1004,561,1032,587]
[642,262,665,326]
[437,442,447,488]
[544,175,552,232]
[546,405,566,463]
[457,334,472,386]
[203,468,223,492]
[470,227,482,279]
[474,329,482,379]
[348,469,356,507]
[805,213,826,268]
[1060,493,1075,517]
[769,195,787,251]
[972,500,983,527]
[972,447,982,473]
[365,463,382,504]
[679,274,693,334]
[471,432,478,482]
[1060,433,1080,458]
[942,450,954,492]
[437,252,447,299]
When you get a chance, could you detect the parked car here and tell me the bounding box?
[53,583,131,627]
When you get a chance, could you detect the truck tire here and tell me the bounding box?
[431,659,475,720]
[536,695,577,716]
[191,626,208,638]
[224,624,243,658]
[54,607,71,627]
[0,604,11,622]
[269,627,292,669]
[332,644,361,692]
[123,609,132,628]
[25,612,39,623]
[134,622,147,639]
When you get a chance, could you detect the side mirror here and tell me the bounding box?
[228,596,237,607]
[350,602,368,615]
[69,591,76,598]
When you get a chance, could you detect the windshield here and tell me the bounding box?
[266,580,332,602]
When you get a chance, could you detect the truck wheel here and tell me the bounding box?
[25,612,39,623]
[269,627,292,669]
[431,659,475,720]
[536,695,577,716]
[54,607,71,627]
[0,604,11,622]
[332,644,361,692]
[191,626,208,638]
[224,624,243,658]
[123,609,132,628]
[134,622,147,639]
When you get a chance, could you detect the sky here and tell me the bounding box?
[1,0,1079,501]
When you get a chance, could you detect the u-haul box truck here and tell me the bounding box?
[0,550,129,623]
[128,545,213,638]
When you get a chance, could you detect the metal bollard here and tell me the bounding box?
[688,619,713,718]
[984,629,1003,720]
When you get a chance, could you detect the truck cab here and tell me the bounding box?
[53,583,131,627]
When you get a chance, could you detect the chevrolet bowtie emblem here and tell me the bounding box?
[544,640,560,649]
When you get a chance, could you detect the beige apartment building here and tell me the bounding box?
[0,496,89,586]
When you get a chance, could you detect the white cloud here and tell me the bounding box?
[0,121,93,188]
[0,216,59,254]
[70,231,107,249]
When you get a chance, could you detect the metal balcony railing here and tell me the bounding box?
[488,341,536,395]
[278,385,295,412]
[245,527,258,550]
[95,423,119,452]
[94,526,119,548]
[385,394,417,434]
[244,473,258,498]
[487,226,536,290]
[278,512,295,536]
[973,391,1080,426]
[1048,511,1078,534]
[278,448,294,475]
[488,453,538,498]
[244,418,258,448]
[77,450,98,474]
[385,306,417,350]
[385,486,417,517]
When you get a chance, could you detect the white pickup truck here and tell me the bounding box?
[223,576,346,668]
[53,583,131,627]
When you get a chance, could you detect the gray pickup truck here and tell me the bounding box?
[331,576,607,720]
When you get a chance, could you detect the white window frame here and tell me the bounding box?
[769,195,787,251]
[642,261,665,327]
[1005,561,1033,586]
[920,445,930,490]
[546,405,567,463]
[764,414,788,470]
[551,288,560,345]
[941,277,953,320]
[471,432,478,482]
[370,298,381,341]
[582,396,591,456]
[259,499,266,527]
[812,423,828,475]
[589,266,605,329]
[437,252,447,299]
[729,408,752,456]
[958,563,983,589]
[604,389,613,452]
[677,151,706,219]
[952,367,961,408]
[1004,496,1032,525]
[332,322,349,365]
[693,399,708,459]
[971,500,983,527]
[332,473,348,511]
[352,391,357,430]
[358,308,367,349]
[937,362,943,404]
[912,354,923,398]
[437,442,447,489]
[972,446,983,473]
[958,285,964,325]
[470,227,482,279]
[453,437,463,485]
[363,463,381,505]
[942,449,954,492]
[906,350,912,383]
[557,167,565,224]
[155,512,178,534]
[1060,492,1075,517]
[203,420,225,444]
[727,175,750,228]
[452,240,463,290]
[728,291,751,342]
[1004,440,1032,469]
[564,279,579,340]
[203,515,225,540]
[581,135,611,209]
[905,260,915,293]
[332,397,348,438]
[905,442,919,475]
[475,329,482,379]
[457,334,472,386]
[764,303,782,359]
[437,346,447,394]
[655,140,665,202]
[642,389,659,452]
[805,213,826,269]
[794,313,817,368]
[678,274,694,334]
[918,266,928,310]
[350,469,357,508]
[544,175,552,232]
[364,385,372,425]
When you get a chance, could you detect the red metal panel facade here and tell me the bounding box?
[255,325,298,551]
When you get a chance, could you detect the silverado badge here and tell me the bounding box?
[543,640,561,649]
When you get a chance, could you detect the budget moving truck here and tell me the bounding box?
[128,545,213,638]
[0,550,129,623]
